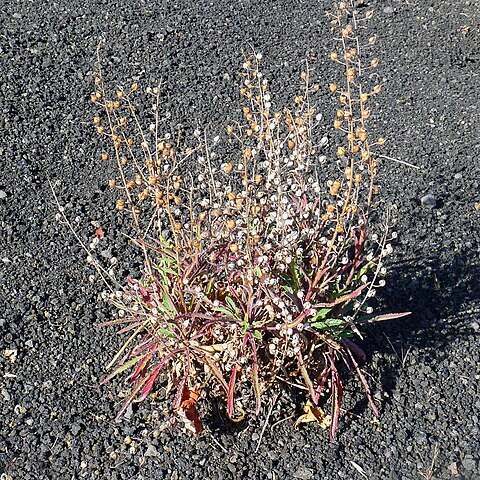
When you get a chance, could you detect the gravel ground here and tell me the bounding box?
[1,0,479,479]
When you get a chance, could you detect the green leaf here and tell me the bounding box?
[241,313,249,335]
[225,296,239,315]
[311,307,333,322]
[104,355,144,382]
[252,330,263,340]
[311,318,346,330]
[353,261,375,282]
[253,266,263,278]
[157,328,176,338]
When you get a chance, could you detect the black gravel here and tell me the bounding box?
[1,0,479,479]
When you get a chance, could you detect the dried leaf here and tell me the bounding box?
[176,388,203,435]
[294,401,331,429]
[94,227,105,239]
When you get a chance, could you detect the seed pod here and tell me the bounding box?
[326,204,335,213]
[361,109,371,120]
[135,173,143,185]
[334,119,343,129]
[226,125,234,135]
[354,174,362,183]
[329,180,341,196]
[93,116,101,124]
[287,140,295,149]
[131,83,138,92]
[126,180,135,190]
[229,243,239,253]
[330,52,338,61]
[360,93,368,103]
[224,163,234,174]
[138,189,150,202]
[254,174,263,184]
[377,137,386,145]
[116,199,125,210]
[329,83,337,93]
[101,153,109,161]
[361,150,371,161]
[373,85,382,94]
[108,179,116,188]
[227,192,236,201]
[358,130,367,142]
[116,90,123,99]
[337,147,346,157]
[226,219,236,230]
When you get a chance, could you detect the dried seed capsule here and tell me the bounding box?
[229,243,239,253]
[116,199,125,210]
[108,179,116,188]
[329,180,341,196]
[224,163,233,174]
[226,219,236,230]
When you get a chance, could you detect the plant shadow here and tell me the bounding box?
[359,251,480,403]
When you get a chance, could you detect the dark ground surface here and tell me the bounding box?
[1,0,480,479]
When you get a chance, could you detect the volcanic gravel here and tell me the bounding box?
[1,0,479,479]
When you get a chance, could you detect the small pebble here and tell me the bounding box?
[1,388,11,401]
[144,444,160,457]
[454,172,462,180]
[421,194,437,208]
[293,467,314,480]
[383,6,394,14]
[0,190,7,199]
[462,455,477,472]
